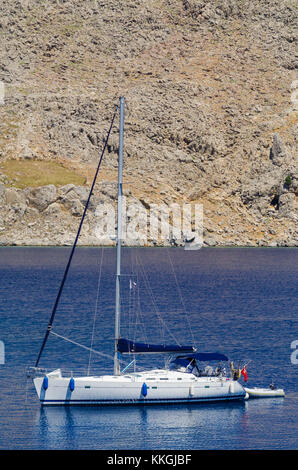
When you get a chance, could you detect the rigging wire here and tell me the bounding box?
[134,250,181,346]
[165,248,196,347]
[87,247,104,375]
[132,250,149,346]
[50,330,115,361]
[128,249,139,344]
[125,249,137,364]
[133,250,162,345]
[122,249,149,348]
[49,330,144,372]
[34,103,119,368]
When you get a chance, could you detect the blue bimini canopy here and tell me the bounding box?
[117,338,197,354]
[175,352,229,362]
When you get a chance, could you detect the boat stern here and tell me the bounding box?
[228,379,247,399]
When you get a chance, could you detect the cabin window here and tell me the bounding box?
[160,378,168,380]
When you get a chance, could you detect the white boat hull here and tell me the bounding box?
[244,387,285,398]
[34,369,246,406]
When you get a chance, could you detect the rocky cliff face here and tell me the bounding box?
[0,0,297,246]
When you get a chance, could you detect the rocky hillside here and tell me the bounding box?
[0,0,297,246]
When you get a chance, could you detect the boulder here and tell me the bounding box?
[28,185,57,211]
[5,187,27,206]
[270,134,287,166]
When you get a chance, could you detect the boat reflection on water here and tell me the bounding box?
[34,401,248,450]
[34,396,287,450]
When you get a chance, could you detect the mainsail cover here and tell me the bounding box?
[117,338,196,354]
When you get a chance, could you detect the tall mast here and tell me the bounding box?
[114,96,124,375]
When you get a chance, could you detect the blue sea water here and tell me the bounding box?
[0,246,297,450]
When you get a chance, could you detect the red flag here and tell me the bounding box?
[241,366,247,383]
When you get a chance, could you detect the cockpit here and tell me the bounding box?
[169,352,229,377]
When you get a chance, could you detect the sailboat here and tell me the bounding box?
[30,97,246,405]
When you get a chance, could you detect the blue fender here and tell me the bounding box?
[69,377,75,392]
[141,382,147,397]
[43,376,48,390]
